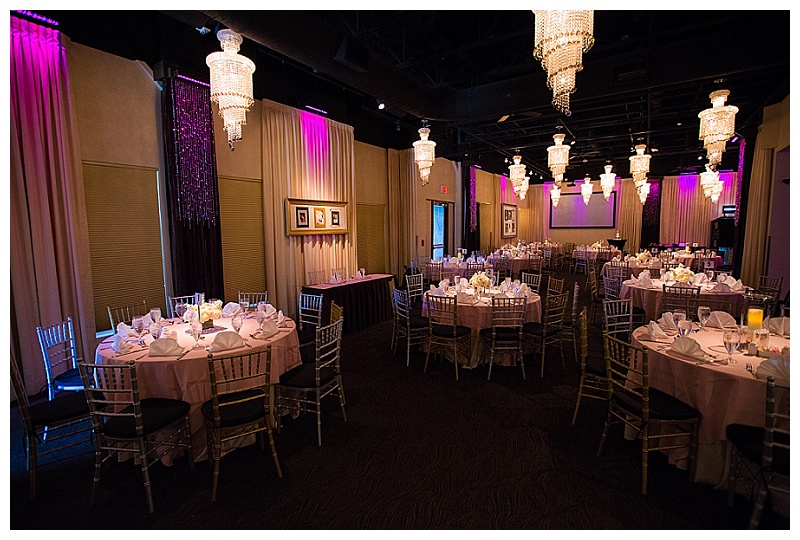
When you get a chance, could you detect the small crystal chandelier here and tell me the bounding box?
[206,29,255,149]
[547,133,570,182]
[698,89,738,167]
[638,181,651,204]
[532,10,595,115]
[509,155,530,200]
[550,184,562,208]
[413,124,436,186]
[700,165,724,203]
[581,176,593,205]
[629,144,651,187]
[599,164,615,201]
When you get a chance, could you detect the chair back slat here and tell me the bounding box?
[238,291,268,306]
[521,271,542,294]
[298,292,324,330]
[603,298,634,340]
[108,301,148,329]
[36,317,79,400]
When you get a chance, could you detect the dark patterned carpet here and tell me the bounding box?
[9,272,789,529]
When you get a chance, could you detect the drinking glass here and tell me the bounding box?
[697,306,711,329]
[257,302,267,314]
[673,309,687,325]
[190,320,203,348]
[149,321,162,340]
[132,315,144,337]
[705,270,715,282]
[255,311,266,333]
[723,330,740,365]
[232,313,244,335]
[175,302,187,320]
[239,301,249,316]
[149,307,162,324]
[717,272,728,283]
[678,320,693,337]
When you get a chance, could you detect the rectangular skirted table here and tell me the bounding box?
[302,273,395,334]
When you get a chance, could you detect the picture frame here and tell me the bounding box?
[286,198,349,236]
[501,203,517,238]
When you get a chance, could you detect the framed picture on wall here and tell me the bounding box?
[285,198,349,236]
[501,203,517,238]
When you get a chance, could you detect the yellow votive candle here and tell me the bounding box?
[747,308,763,331]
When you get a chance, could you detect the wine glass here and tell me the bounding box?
[723,330,740,365]
[673,309,687,325]
[255,310,266,335]
[705,270,715,282]
[231,312,244,335]
[149,321,162,340]
[190,320,203,349]
[678,320,693,338]
[175,302,187,321]
[149,307,162,325]
[239,301,249,316]
[132,315,144,337]
[697,306,711,329]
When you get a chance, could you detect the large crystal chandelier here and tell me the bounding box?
[413,125,436,186]
[581,176,593,205]
[599,164,615,201]
[700,165,724,203]
[550,184,562,208]
[532,10,595,115]
[698,89,738,167]
[629,144,652,204]
[547,133,570,180]
[509,155,530,200]
[206,29,255,149]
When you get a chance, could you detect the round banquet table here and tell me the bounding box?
[630,325,790,487]
[674,253,724,269]
[423,289,542,369]
[441,261,492,279]
[572,248,622,260]
[601,260,657,278]
[620,278,745,322]
[95,315,301,462]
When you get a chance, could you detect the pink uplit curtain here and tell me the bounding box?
[660,172,737,246]
[10,16,96,394]
[261,100,356,317]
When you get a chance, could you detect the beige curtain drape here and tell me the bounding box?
[618,178,644,253]
[388,149,417,281]
[660,173,737,246]
[10,22,96,393]
[740,132,775,287]
[261,100,356,318]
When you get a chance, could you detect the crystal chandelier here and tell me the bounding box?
[599,164,615,201]
[547,133,570,182]
[581,176,593,205]
[638,181,651,204]
[532,10,595,115]
[413,126,436,186]
[206,29,255,149]
[700,165,724,203]
[550,184,562,208]
[629,144,651,187]
[698,89,738,167]
[508,155,530,200]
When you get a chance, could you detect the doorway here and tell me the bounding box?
[431,201,450,260]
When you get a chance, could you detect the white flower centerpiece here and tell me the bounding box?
[469,271,492,296]
[591,241,603,249]
[182,299,223,329]
[672,264,695,284]
[635,250,652,264]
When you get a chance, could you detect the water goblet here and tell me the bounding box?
[255,310,266,334]
[232,312,244,335]
[190,320,203,349]
[678,320,693,338]
[723,330,740,365]
[697,306,711,329]
[175,302,187,321]
[149,307,162,325]
[705,270,715,282]
[717,272,728,284]
[673,309,687,325]
[239,301,249,316]
[132,315,144,337]
[149,321,162,340]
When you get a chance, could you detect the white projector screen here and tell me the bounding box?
[549,191,617,229]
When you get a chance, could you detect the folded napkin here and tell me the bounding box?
[637,273,653,288]
[658,312,677,330]
[222,302,242,317]
[148,338,185,357]
[730,279,744,291]
[612,256,620,262]
[142,312,153,327]
[663,271,674,282]
[449,257,459,264]
[649,260,662,269]
[429,285,443,296]
[693,273,708,284]
[669,336,706,361]
[260,303,277,318]
[456,291,475,304]
[647,321,669,341]
[276,310,287,327]
[112,334,135,353]
[253,320,279,340]
[724,275,737,287]
[711,282,732,293]
[757,353,790,384]
[705,311,738,329]
[116,322,137,337]
[477,257,485,263]
[208,331,245,352]
[517,283,529,298]
[768,316,790,336]
[439,279,450,290]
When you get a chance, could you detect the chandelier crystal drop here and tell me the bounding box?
[581,176,593,205]
[532,10,595,114]
[547,133,570,178]
[599,164,615,201]
[550,184,562,208]
[698,90,738,167]
[206,29,255,149]
[413,127,436,186]
[509,155,530,200]
[638,181,651,204]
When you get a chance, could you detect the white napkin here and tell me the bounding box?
[466,257,475,263]
[517,283,529,298]
[757,353,790,384]
[261,303,277,318]
[439,279,450,290]
[208,331,245,352]
[612,256,620,262]
[730,279,744,291]
[148,338,184,357]
[724,275,737,287]
[222,302,242,317]
[711,282,732,293]
[768,317,790,336]
[116,322,137,337]
[460,277,469,288]
[649,259,662,269]
[142,312,153,327]
[663,271,674,282]
[276,310,287,327]
[669,336,706,360]
[705,311,737,329]
[253,320,279,340]
[456,291,475,304]
[693,273,708,284]
[112,334,135,353]
[658,312,677,330]
[648,321,669,341]
[449,257,459,264]
[429,285,443,296]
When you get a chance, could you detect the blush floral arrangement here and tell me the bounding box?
[672,264,695,284]
[182,299,223,328]
[469,271,492,292]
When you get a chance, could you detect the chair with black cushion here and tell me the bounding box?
[297,292,324,355]
[528,254,544,274]
[107,300,148,330]
[523,291,569,378]
[11,350,92,499]
[405,272,425,314]
[424,261,443,286]
[330,301,344,324]
[603,298,634,341]
[481,296,527,381]
[696,296,733,317]
[596,333,701,495]
[521,271,542,295]
[758,275,784,310]
[663,284,701,315]
[425,295,471,381]
[36,317,83,401]
[203,347,281,502]
[392,288,429,367]
[238,291,268,307]
[307,270,326,286]
[726,376,790,529]
[78,360,194,513]
[571,308,608,425]
[587,271,604,324]
[168,294,203,318]
[275,318,347,446]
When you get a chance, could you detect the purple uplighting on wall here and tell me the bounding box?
[735,137,746,225]
[300,110,330,184]
[14,10,59,26]
[176,73,210,88]
[170,78,218,224]
[470,166,477,232]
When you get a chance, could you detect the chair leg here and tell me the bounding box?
[89,442,103,508]
[316,388,323,447]
[748,473,769,529]
[391,321,398,353]
[453,341,459,381]
[406,334,412,367]
[540,340,546,378]
[265,426,282,478]
[24,434,37,500]
[424,343,431,373]
[726,445,738,507]
[183,415,195,470]
[486,343,494,381]
[571,376,585,426]
[518,346,526,380]
[337,376,348,422]
[137,436,155,513]
[210,430,222,503]
[597,412,612,457]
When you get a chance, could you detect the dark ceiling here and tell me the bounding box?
[36,10,790,181]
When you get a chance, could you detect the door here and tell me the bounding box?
[431,201,449,260]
